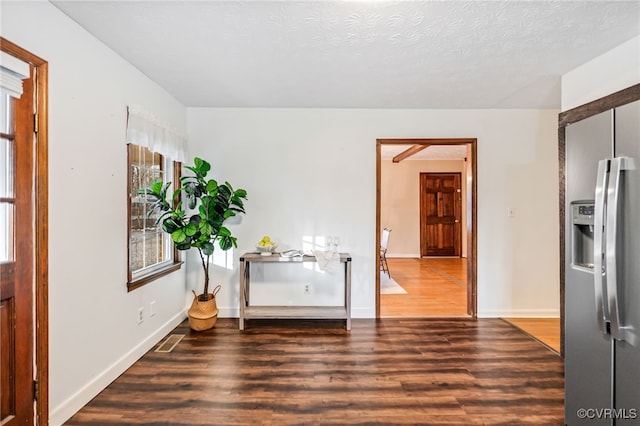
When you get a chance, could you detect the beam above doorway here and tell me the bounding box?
[392,144,430,163]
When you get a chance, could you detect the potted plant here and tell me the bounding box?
[144,157,247,331]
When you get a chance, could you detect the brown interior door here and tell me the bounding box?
[420,173,461,257]
[1,67,35,425]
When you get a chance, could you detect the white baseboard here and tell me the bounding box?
[350,307,375,318]
[49,311,187,426]
[479,309,560,318]
[386,253,420,258]
[218,307,239,318]
[386,254,468,259]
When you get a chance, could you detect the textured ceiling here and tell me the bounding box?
[51,0,640,109]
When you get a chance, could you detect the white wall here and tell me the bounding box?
[188,107,561,320]
[562,36,640,111]
[2,3,189,425]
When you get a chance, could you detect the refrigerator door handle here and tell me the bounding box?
[594,159,610,334]
[605,156,635,342]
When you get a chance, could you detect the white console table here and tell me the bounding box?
[238,252,352,330]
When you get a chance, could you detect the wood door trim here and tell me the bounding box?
[1,37,49,425]
[376,138,477,319]
[557,83,640,359]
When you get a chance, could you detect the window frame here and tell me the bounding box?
[126,144,183,292]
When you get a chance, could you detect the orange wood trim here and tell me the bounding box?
[375,140,381,318]
[1,36,49,425]
[468,140,478,318]
[378,138,476,145]
[35,61,49,423]
[173,162,182,264]
[14,54,35,425]
[376,138,477,319]
[392,144,429,163]
[127,143,133,284]
[127,262,184,292]
[0,37,46,64]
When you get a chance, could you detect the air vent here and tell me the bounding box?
[155,334,184,353]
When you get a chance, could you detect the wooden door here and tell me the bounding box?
[1,66,35,424]
[420,173,461,257]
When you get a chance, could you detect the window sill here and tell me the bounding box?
[127,261,184,292]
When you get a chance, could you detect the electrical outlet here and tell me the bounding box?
[304,284,311,294]
[150,301,156,317]
[138,307,144,324]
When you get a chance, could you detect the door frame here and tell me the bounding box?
[1,37,49,425]
[376,138,477,318]
[419,172,462,257]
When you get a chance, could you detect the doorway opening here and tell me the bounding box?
[375,139,477,318]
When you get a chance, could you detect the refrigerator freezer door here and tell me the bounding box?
[613,100,640,424]
[565,109,615,425]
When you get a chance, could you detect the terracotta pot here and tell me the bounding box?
[187,285,220,331]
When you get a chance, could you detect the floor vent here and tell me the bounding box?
[155,334,185,353]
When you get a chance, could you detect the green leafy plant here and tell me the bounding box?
[143,157,247,299]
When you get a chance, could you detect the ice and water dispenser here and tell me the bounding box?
[570,201,595,273]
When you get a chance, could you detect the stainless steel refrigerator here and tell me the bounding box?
[565,99,640,425]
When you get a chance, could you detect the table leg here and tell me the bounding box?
[239,259,246,330]
[346,259,352,331]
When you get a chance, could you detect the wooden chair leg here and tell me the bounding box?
[380,252,391,278]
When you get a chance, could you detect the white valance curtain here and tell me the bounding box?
[126,105,187,162]
[0,51,30,99]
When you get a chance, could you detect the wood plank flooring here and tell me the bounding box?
[381,257,561,354]
[503,318,561,354]
[65,318,564,425]
[381,258,467,317]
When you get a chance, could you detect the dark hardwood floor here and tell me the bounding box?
[66,318,564,425]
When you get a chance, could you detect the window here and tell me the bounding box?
[125,105,186,291]
[1,91,15,264]
[127,144,182,291]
